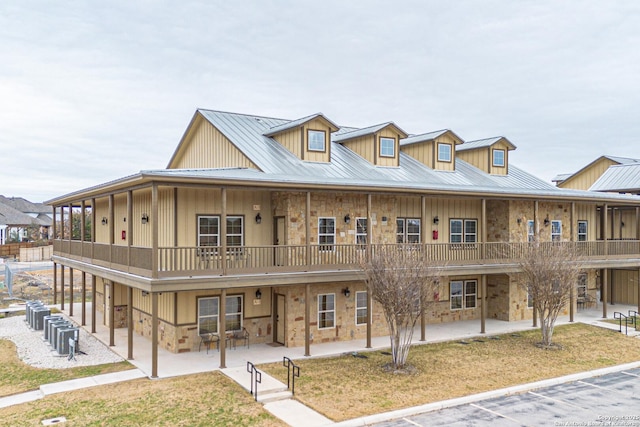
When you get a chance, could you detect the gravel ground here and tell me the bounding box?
[0,315,124,369]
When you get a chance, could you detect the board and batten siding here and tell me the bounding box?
[457,148,489,174]
[376,128,400,167]
[558,157,618,190]
[610,269,639,305]
[170,117,258,170]
[176,288,270,325]
[341,135,375,164]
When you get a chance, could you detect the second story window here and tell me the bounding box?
[379,137,395,157]
[551,220,562,242]
[438,143,452,162]
[198,215,244,248]
[397,218,421,244]
[308,130,326,152]
[356,218,367,246]
[492,149,505,167]
[318,217,335,251]
[527,220,535,242]
[578,220,588,241]
[450,219,477,243]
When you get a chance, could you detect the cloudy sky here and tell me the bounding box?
[2,1,640,202]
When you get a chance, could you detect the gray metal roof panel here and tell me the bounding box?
[457,136,516,152]
[332,122,408,143]
[400,130,449,146]
[262,113,339,136]
[589,163,640,193]
[603,155,640,165]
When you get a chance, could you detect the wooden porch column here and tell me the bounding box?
[569,202,575,323]
[151,291,158,378]
[366,194,372,349]
[221,188,227,276]
[305,283,311,356]
[636,207,640,241]
[53,263,57,305]
[532,201,538,327]
[127,190,133,266]
[367,289,374,347]
[52,206,57,241]
[569,285,574,323]
[305,192,311,266]
[420,195,427,342]
[128,286,133,360]
[602,268,608,318]
[60,265,65,310]
[637,268,640,314]
[481,275,487,333]
[108,194,114,245]
[69,268,74,316]
[81,272,86,326]
[109,281,115,347]
[219,289,227,369]
[80,201,86,261]
[151,185,159,279]
[91,275,97,333]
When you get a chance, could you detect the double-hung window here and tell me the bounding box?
[379,137,395,157]
[356,217,367,247]
[198,215,244,249]
[308,130,326,152]
[551,220,562,242]
[318,217,335,251]
[450,219,477,245]
[493,149,505,167]
[197,295,244,335]
[318,293,335,329]
[438,143,452,162]
[577,220,587,241]
[577,273,587,298]
[450,280,477,310]
[527,220,535,242]
[355,291,368,325]
[397,218,421,244]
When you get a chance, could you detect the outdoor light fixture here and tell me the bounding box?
[141,213,149,224]
[517,218,522,225]
[255,213,262,224]
[544,216,550,226]
[344,214,351,224]
[255,289,262,299]
[141,290,149,297]
[621,221,625,227]
[342,287,351,297]
[382,216,388,222]
[433,216,439,224]
[101,217,108,226]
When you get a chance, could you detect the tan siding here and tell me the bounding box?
[113,194,127,246]
[171,118,258,170]
[272,128,302,158]
[489,141,510,175]
[94,197,109,243]
[401,142,434,168]
[435,135,457,171]
[558,158,618,190]
[175,288,270,326]
[133,289,173,323]
[342,135,375,163]
[303,118,332,163]
[576,204,598,241]
[376,128,400,167]
[457,148,488,173]
[611,269,639,305]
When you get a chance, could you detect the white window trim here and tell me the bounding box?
[577,220,588,242]
[226,216,244,247]
[397,218,421,244]
[464,280,477,309]
[198,215,219,247]
[527,220,535,242]
[355,291,368,325]
[198,215,244,248]
[493,149,505,167]
[450,219,477,244]
[438,143,452,162]
[197,295,244,335]
[379,137,395,158]
[551,220,562,241]
[318,293,335,329]
[356,217,367,246]
[450,280,477,310]
[450,281,463,310]
[198,296,219,335]
[308,129,326,152]
[318,217,336,251]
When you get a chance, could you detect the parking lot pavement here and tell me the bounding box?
[369,368,640,426]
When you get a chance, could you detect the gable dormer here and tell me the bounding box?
[400,129,464,171]
[457,137,516,175]
[333,122,408,167]
[263,113,339,163]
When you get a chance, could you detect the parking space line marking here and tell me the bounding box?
[528,391,584,409]
[622,371,640,378]
[577,380,608,390]
[402,418,423,427]
[470,403,522,424]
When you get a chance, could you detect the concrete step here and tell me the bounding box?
[257,390,293,403]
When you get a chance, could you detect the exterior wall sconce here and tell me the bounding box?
[342,287,351,297]
[255,213,262,224]
[141,213,149,224]
[255,289,262,299]
[517,218,522,225]
[101,217,108,226]
[433,216,439,224]
[382,216,388,222]
[141,290,149,297]
[544,216,550,226]
[621,221,625,227]
[344,214,351,224]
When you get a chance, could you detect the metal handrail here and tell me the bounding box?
[614,312,635,335]
[628,310,639,330]
[246,361,262,401]
[283,356,300,395]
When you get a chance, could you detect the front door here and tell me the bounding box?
[274,217,286,266]
[275,294,285,344]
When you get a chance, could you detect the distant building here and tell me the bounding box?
[0,196,52,244]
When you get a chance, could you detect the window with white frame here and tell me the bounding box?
[380,137,395,157]
[397,218,421,244]
[551,220,562,242]
[438,143,452,162]
[450,219,477,243]
[577,273,587,298]
[527,220,535,242]
[356,217,367,246]
[198,215,244,248]
[197,295,243,335]
[578,220,588,242]
[318,217,335,251]
[318,293,335,328]
[308,129,326,152]
[356,291,368,325]
[493,149,505,167]
[450,280,477,310]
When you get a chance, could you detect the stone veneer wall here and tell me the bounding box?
[487,274,510,320]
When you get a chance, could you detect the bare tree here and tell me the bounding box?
[510,239,583,348]
[360,245,443,370]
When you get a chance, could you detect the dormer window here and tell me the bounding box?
[379,137,395,158]
[438,143,452,162]
[493,149,505,167]
[308,130,326,152]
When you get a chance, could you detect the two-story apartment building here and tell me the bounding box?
[48,109,640,377]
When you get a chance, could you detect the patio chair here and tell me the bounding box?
[232,327,250,349]
[198,333,219,354]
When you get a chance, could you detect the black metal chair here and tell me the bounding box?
[198,333,219,353]
[232,327,250,349]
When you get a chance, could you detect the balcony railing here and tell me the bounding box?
[53,240,640,279]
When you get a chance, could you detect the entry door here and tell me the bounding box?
[274,217,286,266]
[276,294,285,344]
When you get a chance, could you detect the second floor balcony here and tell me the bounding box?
[53,239,640,280]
